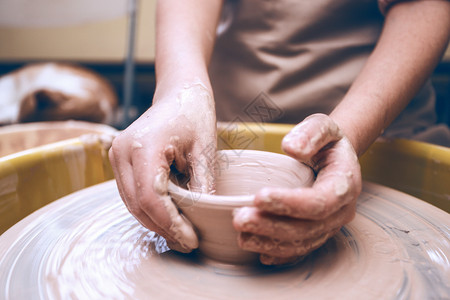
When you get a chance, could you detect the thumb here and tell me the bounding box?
[282,114,343,162]
[153,168,199,252]
[187,145,216,194]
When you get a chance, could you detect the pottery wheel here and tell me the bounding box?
[0,180,448,299]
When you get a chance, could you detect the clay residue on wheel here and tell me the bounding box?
[0,180,449,299]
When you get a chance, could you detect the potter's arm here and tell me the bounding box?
[155,0,223,93]
[233,0,450,265]
[109,0,223,253]
[153,0,223,191]
[330,0,450,156]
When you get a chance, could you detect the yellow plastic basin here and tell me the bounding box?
[0,135,115,234]
[1,121,448,235]
[0,121,117,157]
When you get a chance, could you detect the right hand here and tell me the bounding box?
[233,114,361,265]
[109,81,217,253]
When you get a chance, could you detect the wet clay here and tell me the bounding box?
[0,180,448,299]
[169,150,315,264]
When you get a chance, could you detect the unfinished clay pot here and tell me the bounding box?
[168,149,315,264]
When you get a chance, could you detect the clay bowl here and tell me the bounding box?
[169,149,315,265]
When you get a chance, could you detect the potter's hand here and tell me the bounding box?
[233,114,361,265]
[109,83,216,253]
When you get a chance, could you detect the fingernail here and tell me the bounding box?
[232,208,241,218]
[283,131,307,149]
[153,168,169,195]
[259,254,278,265]
[257,188,273,204]
[260,254,303,266]
[166,239,192,254]
[256,192,292,216]
[232,207,252,223]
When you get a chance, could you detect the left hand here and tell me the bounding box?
[233,114,362,265]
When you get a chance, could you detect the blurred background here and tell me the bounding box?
[0,0,448,129]
[0,0,156,129]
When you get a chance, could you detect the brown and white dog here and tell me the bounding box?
[0,63,117,125]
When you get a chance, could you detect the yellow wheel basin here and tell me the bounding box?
[0,121,118,234]
[0,121,448,235]
[0,120,117,157]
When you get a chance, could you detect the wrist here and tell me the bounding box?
[154,71,213,102]
[329,111,364,157]
[151,76,216,124]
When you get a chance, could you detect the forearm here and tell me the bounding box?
[155,0,223,93]
[330,1,450,155]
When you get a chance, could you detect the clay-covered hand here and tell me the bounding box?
[233,113,362,265]
[109,82,216,253]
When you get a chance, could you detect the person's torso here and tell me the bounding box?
[209,0,437,140]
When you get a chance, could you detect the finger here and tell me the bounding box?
[187,143,216,194]
[259,254,303,266]
[109,144,138,216]
[282,114,343,162]
[255,139,361,220]
[238,228,340,258]
[109,143,171,239]
[254,177,352,220]
[132,144,198,252]
[233,205,355,241]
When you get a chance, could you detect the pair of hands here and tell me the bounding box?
[109,86,361,265]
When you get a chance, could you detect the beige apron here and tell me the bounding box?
[209,0,443,143]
